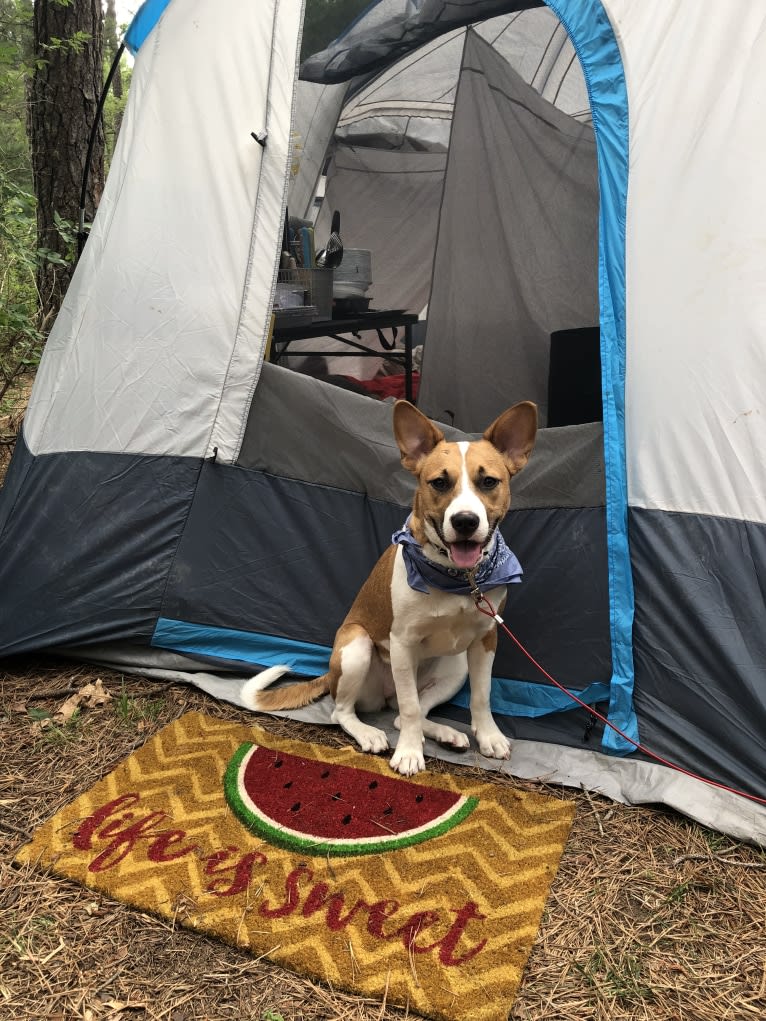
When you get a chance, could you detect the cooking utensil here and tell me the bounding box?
[300,226,316,269]
[316,209,343,269]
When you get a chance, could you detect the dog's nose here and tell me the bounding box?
[450,511,480,537]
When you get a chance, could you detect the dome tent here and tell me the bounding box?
[1,0,765,841]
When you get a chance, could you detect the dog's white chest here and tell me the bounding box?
[388,546,498,658]
[418,606,483,656]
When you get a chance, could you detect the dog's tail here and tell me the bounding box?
[241,665,331,711]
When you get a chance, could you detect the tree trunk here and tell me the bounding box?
[28,0,104,326]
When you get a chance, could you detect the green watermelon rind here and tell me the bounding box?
[223,742,478,858]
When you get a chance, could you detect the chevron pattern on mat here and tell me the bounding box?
[16,711,574,1021]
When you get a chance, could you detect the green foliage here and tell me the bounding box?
[0,0,40,402]
[39,27,90,55]
[0,166,44,393]
[0,167,81,397]
[0,0,33,188]
[114,680,166,728]
[574,948,655,1006]
[103,58,131,170]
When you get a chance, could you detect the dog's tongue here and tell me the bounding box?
[449,541,482,570]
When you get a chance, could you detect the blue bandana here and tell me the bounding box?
[391,519,523,595]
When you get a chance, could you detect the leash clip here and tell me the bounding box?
[466,569,482,603]
[473,589,504,624]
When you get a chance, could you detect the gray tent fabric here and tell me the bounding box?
[289,80,349,220]
[315,147,446,314]
[328,10,590,154]
[418,30,598,429]
[300,0,544,84]
[0,435,201,656]
[306,8,590,321]
[239,362,605,509]
[630,508,766,805]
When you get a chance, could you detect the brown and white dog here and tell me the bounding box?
[246,399,537,775]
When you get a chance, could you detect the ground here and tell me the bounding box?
[1,659,766,1021]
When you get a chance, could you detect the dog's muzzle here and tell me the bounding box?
[448,511,485,569]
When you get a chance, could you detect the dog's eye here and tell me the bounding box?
[428,476,450,492]
[480,476,500,491]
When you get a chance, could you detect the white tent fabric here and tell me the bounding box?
[619,0,766,524]
[23,0,301,463]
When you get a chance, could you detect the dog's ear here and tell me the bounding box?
[484,401,538,476]
[393,400,445,473]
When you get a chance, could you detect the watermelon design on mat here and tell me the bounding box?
[224,743,478,857]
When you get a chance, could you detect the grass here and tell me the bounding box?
[113,680,166,728]
[0,371,31,481]
[575,949,654,1008]
[2,658,766,1021]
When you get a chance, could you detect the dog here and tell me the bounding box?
[245,399,537,775]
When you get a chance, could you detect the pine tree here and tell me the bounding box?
[27,0,104,325]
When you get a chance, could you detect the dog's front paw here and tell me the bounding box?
[355,724,390,755]
[430,723,471,749]
[473,725,512,760]
[390,744,426,776]
[331,709,389,755]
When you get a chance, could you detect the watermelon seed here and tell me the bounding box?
[368,780,378,789]
[283,781,292,788]
[321,770,330,778]
[415,794,424,803]
[331,792,342,801]
[291,802,301,812]
[383,806,393,815]
[342,814,352,825]
[273,759,283,768]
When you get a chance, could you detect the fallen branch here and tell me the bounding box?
[21,686,82,701]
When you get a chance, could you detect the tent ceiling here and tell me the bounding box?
[333,9,590,154]
[301,0,545,84]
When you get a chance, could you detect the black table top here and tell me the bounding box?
[273,309,418,341]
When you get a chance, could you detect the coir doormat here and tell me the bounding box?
[16,711,574,1021]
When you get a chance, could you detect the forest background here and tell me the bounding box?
[0,0,367,462]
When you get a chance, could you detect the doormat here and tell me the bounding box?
[16,711,574,1021]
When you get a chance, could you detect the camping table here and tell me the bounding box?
[270,309,420,403]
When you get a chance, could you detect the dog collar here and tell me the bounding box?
[392,520,523,595]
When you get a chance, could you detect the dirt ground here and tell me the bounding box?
[2,658,766,1021]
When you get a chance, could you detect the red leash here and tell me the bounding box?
[474,594,766,808]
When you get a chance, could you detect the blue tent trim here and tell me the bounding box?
[546,0,636,754]
[151,617,332,676]
[450,679,612,720]
[125,0,173,55]
[151,617,611,718]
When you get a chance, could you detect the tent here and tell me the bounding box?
[2,0,765,842]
